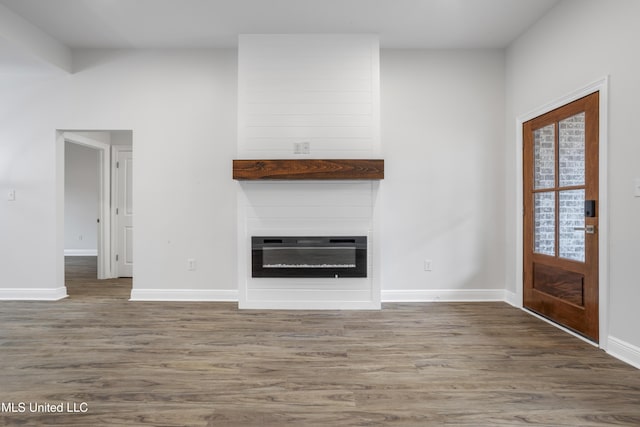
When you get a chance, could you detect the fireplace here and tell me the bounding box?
[252,236,367,278]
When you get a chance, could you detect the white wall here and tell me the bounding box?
[0,47,506,303]
[64,141,98,254]
[0,49,238,298]
[380,49,506,300]
[505,0,640,358]
[111,130,132,147]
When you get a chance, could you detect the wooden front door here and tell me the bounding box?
[523,92,599,342]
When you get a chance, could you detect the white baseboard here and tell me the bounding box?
[239,300,381,310]
[64,249,98,256]
[0,287,68,300]
[132,288,507,304]
[504,290,519,307]
[129,289,239,302]
[607,336,640,369]
[382,289,507,302]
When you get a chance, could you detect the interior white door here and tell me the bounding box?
[115,148,133,277]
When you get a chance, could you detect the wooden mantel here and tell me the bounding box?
[233,159,384,180]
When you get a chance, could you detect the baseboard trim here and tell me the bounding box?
[382,289,507,302]
[0,287,68,300]
[129,289,239,302]
[607,336,640,369]
[239,300,381,310]
[504,290,519,307]
[64,249,98,256]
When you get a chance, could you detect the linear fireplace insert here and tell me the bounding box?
[252,236,367,278]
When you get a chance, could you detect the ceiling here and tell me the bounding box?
[1,0,560,49]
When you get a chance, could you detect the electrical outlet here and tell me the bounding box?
[7,189,16,201]
[293,141,311,154]
[424,259,432,271]
[187,259,196,271]
[634,178,640,197]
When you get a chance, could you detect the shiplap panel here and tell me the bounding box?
[240,34,376,55]
[246,218,372,234]
[236,35,380,309]
[238,34,379,158]
[248,280,371,291]
[245,78,372,92]
[248,206,373,220]
[244,90,373,105]
[245,114,373,127]
[244,138,373,153]
[247,289,372,302]
[241,181,373,205]
[244,126,372,139]
[243,62,372,81]
[245,103,373,115]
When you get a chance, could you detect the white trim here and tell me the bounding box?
[64,249,98,256]
[0,287,68,301]
[504,290,518,307]
[382,289,507,302]
[236,186,248,306]
[240,300,379,310]
[371,180,382,308]
[56,132,65,292]
[111,145,132,279]
[129,289,238,302]
[514,77,609,348]
[63,132,112,279]
[607,336,640,369]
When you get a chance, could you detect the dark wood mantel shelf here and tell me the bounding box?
[233,159,384,180]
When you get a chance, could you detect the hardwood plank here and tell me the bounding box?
[0,257,638,426]
[232,159,384,180]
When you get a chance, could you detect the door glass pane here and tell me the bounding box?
[534,124,555,189]
[534,192,555,256]
[559,189,585,262]
[559,112,585,187]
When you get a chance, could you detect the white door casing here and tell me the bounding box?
[113,146,133,277]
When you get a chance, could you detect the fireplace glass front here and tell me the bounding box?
[252,236,367,278]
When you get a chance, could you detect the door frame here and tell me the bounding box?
[58,131,112,279]
[514,77,609,349]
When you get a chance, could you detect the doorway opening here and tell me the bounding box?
[57,130,133,299]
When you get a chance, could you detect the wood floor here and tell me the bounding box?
[0,257,638,426]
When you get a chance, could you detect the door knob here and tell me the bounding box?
[574,225,596,234]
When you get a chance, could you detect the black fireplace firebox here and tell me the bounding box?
[252,236,367,278]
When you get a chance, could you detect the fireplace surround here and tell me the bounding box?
[236,34,381,309]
